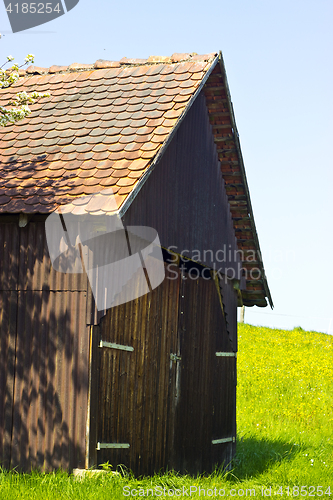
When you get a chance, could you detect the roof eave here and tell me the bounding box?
[218,51,273,309]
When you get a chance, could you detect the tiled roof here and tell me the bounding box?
[0,51,272,307]
[0,52,216,214]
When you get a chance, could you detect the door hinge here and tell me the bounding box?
[96,442,130,450]
[215,352,237,357]
[212,437,235,445]
[99,340,134,352]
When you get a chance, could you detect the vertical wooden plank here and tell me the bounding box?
[11,290,29,470]
[166,268,181,471]
[0,291,18,469]
[87,325,100,468]
[219,276,238,352]
[0,222,19,291]
[0,223,19,469]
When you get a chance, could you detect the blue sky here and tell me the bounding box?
[1,0,332,333]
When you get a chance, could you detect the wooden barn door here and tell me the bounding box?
[172,268,237,474]
[91,264,181,475]
[90,264,236,475]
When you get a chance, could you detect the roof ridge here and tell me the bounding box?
[19,52,217,77]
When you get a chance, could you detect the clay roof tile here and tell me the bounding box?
[0,52,216,217]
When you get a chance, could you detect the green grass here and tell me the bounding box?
[1,323,332,499]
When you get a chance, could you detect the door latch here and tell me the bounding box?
[170,353,181,362]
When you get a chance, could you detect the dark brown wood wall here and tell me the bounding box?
[0,219,90,471]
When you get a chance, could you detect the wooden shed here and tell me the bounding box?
[0,52,272,475]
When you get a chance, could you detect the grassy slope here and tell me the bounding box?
[235,324,333,486]
[1,324,332,498]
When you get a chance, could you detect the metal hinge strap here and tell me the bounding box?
[99,341,134,352]
[96,442,130,450]
[215,352,237,357]
[212,437,235,445]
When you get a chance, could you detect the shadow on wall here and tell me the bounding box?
[0,226,89,472]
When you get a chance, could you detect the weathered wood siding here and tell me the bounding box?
[0,219,90,471]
